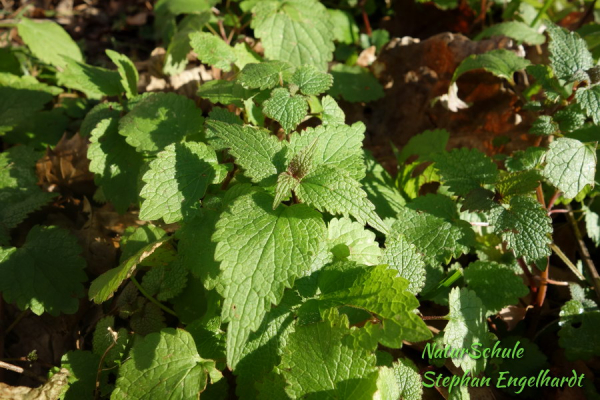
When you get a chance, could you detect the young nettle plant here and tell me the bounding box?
[2,6,600,399]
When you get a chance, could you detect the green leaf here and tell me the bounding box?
[0,48,22,75]
[575,85,600,124]
[489,196,552,262]
[290,65,334,95]
[505,147,546,172]
[327,9,359,45]
[433,148,499,196]
[142,259,188,301]
[89,237,169,303]
[295,165,388,234]
[398,129,449,163]
[198,80,255,106]
[391,358,423,400]
[213,190,326,365]
[444,288,493,374]
[288,122,366,180]
[529,115,559,136]
[139,142,226,223]
[57,57,123,98]
[381,236,426,295]
[391,207,474,265]
[233,42,263,70]
[59,350,102,400]
[547,23,594,81]
[232,291,299,398]
[92,316,130,368]
[155,0,217,15]
[0,225,86,316]
[18,18,83,67]
[262,88,308,133]
[80,102,121,137]
[464,261,529,315]
[88,117,144,213]
[238,61,295,90]
[106,50,138,99]
[112,328,220,399]
[279,312,379,399]
[362,152,406,219]
[452,49,530,84]
[177,210,222,288]
[496,170,541,201]
[251,0,334,70]
[461,187,495,212]
[0,73,60,132]
[543,137,596,199]
[327,217,381,265]
[119,92,203,152]
[0,146,57,244]
[318,262,432,345]
[555,104,586,132]
[273,172,300,207]
[320,95,346,126]
[205,119,286,185]
[475,21,545,45]
[584,204,600,247]
[558,300,600,361]
[164,14,211,75]
[329,64,385,102]
[189,32,237,72]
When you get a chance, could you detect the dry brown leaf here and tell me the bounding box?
[0,368,69,400]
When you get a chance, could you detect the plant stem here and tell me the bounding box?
[531,0,554,27]
[517,257,537,293]
[94,328,118,400]
[130,276,177,317]
[547,190,561,210]
[420,315,448,321]
[566,204,600,301]
[550,243,586,280]
[535,257,549,307]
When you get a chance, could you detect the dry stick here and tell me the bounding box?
[566,204,600,301]
[0,360,46,383]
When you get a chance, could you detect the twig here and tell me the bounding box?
[130,276,177,317]
[0,360,46,383]
[566,204,600,300]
